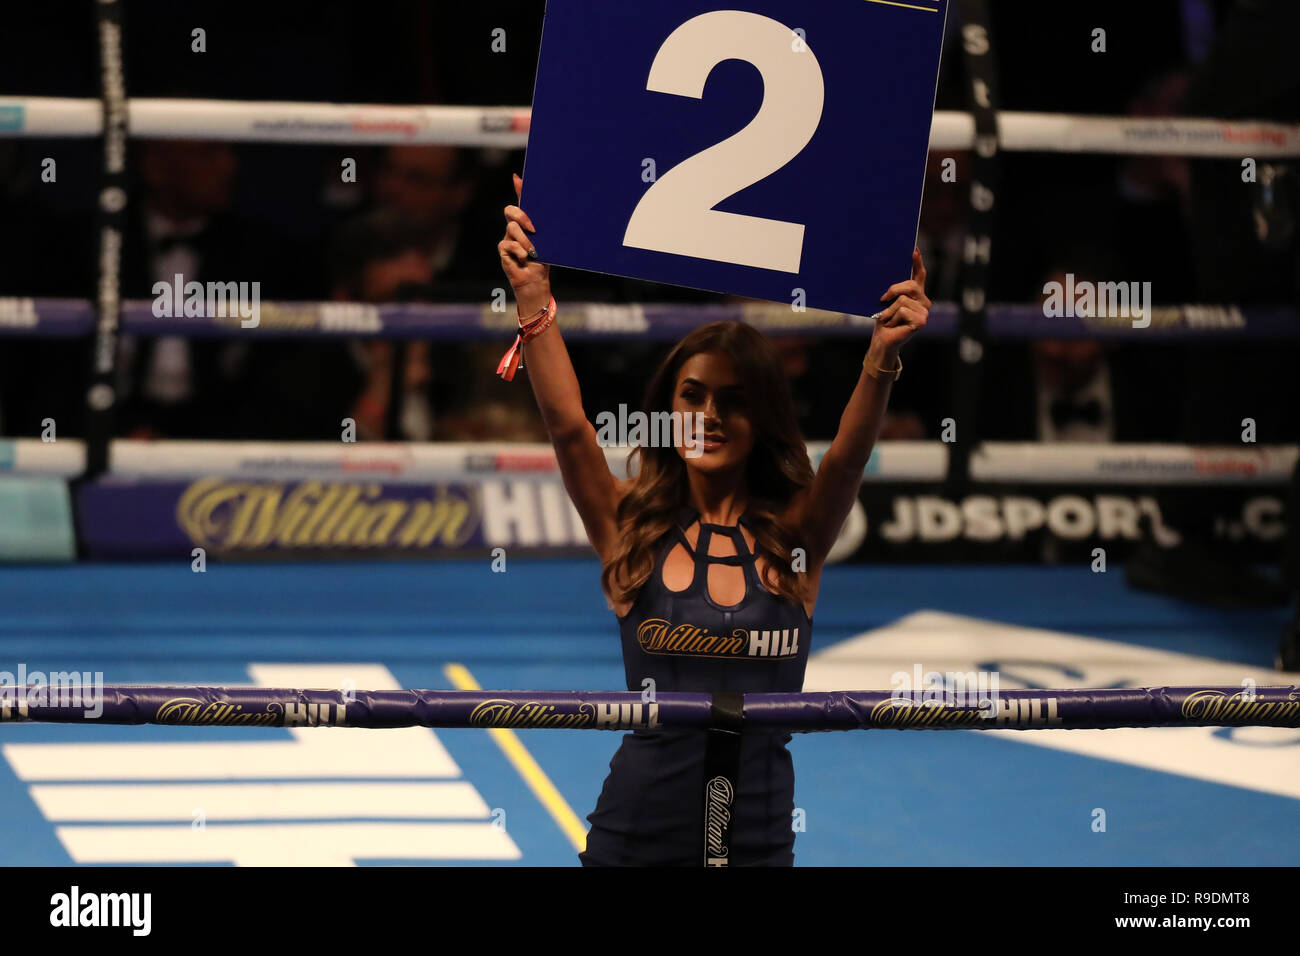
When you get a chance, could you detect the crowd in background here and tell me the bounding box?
[0,0,1297,448]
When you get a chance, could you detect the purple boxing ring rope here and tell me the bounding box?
[8,684,1295,866]
[3,685,1297,730]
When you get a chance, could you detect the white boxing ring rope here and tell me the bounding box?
[3,95,1300,157]
[3,439,1298,486]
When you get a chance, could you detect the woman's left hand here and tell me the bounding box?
[871,248,930,359]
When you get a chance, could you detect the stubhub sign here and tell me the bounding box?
[522,0,948,315]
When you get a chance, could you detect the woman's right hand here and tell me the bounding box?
[499,173,552,316]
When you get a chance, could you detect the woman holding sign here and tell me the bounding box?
[498,174,928,866]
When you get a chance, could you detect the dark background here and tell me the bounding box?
[0,0,1297,444]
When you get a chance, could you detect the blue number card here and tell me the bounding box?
[522,0,948,316]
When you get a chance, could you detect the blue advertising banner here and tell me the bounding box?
[522,0,948,316]
[74,477,593,559]
[69,473,1288,565]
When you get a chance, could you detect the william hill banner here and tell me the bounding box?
[73,474,1287,564]
[75,477,592,559]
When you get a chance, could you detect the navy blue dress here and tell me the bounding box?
[580,505,812,866]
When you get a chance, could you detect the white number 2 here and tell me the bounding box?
[623,11,825,274]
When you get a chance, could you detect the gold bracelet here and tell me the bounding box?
[864,354,902,382]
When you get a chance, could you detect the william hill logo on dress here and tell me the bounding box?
[636,618,800,659]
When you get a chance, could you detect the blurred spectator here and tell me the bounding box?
[1176,0,1300,448]
[376,146,472,235]
[1031,339,1114,443]
[228,210,437,441]
[769,334,928,442]
[1184,0,1300,305]
[977,262,1184,443]
[769,335,838,440]
[118,139,320,438]
[331,213,436,442]
[916,150,970,303]
[435,387,550,442]
[431,336,549,442]
[371,145,503,299]
[1113,72,1197,301]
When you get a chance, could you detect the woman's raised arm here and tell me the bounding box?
[498,175,624,560]
[793,249,930,565]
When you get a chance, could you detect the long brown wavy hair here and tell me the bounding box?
[601,321,815,610]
